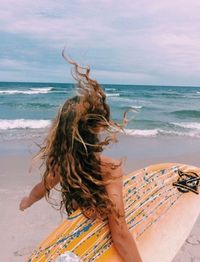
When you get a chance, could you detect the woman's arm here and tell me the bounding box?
[19,169,60,211]
[101,156,142,262]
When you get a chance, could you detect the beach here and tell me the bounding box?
[1,0,200,259]
[1,134,200,262]
[1,82,200,261]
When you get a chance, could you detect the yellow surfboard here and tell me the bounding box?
[28,163,200,262]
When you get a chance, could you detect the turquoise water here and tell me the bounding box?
[1,82,200,140]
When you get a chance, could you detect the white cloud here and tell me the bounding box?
[0,0,200,85]
[92,69,155,84]
[0,58,38,72]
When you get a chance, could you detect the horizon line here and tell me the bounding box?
[0,80,200,88]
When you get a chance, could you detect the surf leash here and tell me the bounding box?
[173,169,200,194]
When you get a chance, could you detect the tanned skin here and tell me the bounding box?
[19,155,142,262]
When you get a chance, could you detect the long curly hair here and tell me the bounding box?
[36,56,123,220]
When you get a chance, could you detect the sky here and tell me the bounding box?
[0,0,200,86]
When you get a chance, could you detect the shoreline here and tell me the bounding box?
[1,135,200,261]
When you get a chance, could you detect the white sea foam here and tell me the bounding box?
[160,129,200,138]
[124,129,158,137]
[106,93,120,97]
[0,87,53,95]
[173,122,200,130]
[105,88,116,91]
[1,120,200,138]
[30,87,53,92]
[124,128,200,138]
[0,119,51,130]
[130,105,143,109]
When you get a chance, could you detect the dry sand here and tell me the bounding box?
[1,136,200,261]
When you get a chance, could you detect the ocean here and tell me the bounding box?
[1,82,200,141]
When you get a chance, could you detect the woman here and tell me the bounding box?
[19,58,142,262]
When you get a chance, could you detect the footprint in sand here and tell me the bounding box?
[186,235,200,246]
[14,247,33,256]
[191,257,200,262]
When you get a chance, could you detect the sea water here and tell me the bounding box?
[1,82,200,141]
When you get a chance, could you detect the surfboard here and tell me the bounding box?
[27,163,200,262]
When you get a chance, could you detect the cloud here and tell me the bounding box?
[0,58,39,71]
[92,69,155,84]
[0,0,200,85]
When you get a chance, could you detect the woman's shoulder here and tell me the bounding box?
[99,155,121,166]
[99,155,123,179]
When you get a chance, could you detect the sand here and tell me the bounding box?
[1,135,200,261]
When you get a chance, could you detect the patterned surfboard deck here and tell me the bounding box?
[28,163,200,262]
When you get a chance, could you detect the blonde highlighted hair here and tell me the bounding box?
[36,55,123,219]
